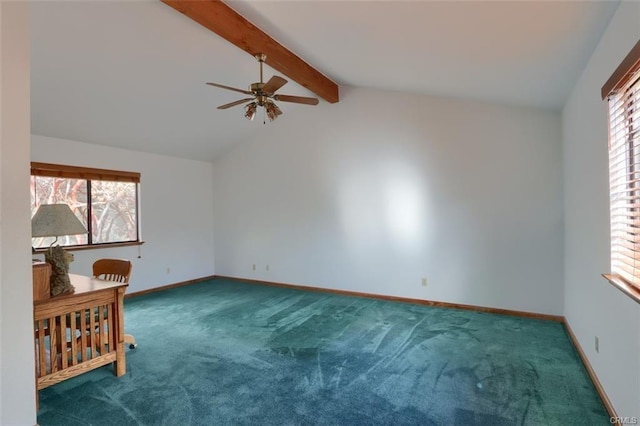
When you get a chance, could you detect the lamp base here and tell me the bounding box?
[44,245,75,296]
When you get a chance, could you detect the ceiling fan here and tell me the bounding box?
[206,53,319,122]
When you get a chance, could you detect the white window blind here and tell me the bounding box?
[606,41,640,290]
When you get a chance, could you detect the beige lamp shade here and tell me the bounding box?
[31,204,87,238]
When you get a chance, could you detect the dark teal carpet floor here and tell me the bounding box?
[37,278,609,425]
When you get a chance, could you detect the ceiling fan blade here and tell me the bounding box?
[274,94,319,105]
[262,76,287,94]
[206,82,252,95]
[217,98,255,110]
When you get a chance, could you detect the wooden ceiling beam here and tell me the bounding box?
[161,0,339,103]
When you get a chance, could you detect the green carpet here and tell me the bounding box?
[37,278,609,425]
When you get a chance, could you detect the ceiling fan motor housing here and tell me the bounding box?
[250,82,266,93]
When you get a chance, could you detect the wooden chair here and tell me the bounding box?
[93,259,137,349]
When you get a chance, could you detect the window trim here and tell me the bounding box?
[32,240,144,254]
[602,39,640,304]
[31,162,142,250]
[602,274,640,303]
[31,162,140,183]
[601,40,640,101]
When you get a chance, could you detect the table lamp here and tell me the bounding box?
[31,204,87,251]
[32,204,87,295]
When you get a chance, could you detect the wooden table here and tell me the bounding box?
[33,273,128,405]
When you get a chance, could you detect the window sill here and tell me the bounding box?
[602,274,640,304]
[34,241,144,253]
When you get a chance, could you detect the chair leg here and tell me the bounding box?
[124,333,137,349]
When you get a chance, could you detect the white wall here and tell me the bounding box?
[31,135,215,293]
[563,1,640,418]
[0,2,37,424]
[212,86,564,315]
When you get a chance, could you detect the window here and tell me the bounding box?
[31,162,141,250]
[602,40,640,302]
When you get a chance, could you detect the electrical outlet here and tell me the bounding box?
[252,264,256,271]
[266,264,270,271]
[166,267,170,274]
[421,277,428,287]
[595,336,599,353]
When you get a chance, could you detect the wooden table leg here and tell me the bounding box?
[114,287,126,376]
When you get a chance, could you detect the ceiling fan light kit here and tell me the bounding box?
[244,102,258,121]
[206,53,319,122]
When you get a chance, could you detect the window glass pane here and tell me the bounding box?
[31,176,88,248]
[91,181,138,244]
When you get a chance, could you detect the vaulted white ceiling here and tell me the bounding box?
[30,1,619,161]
